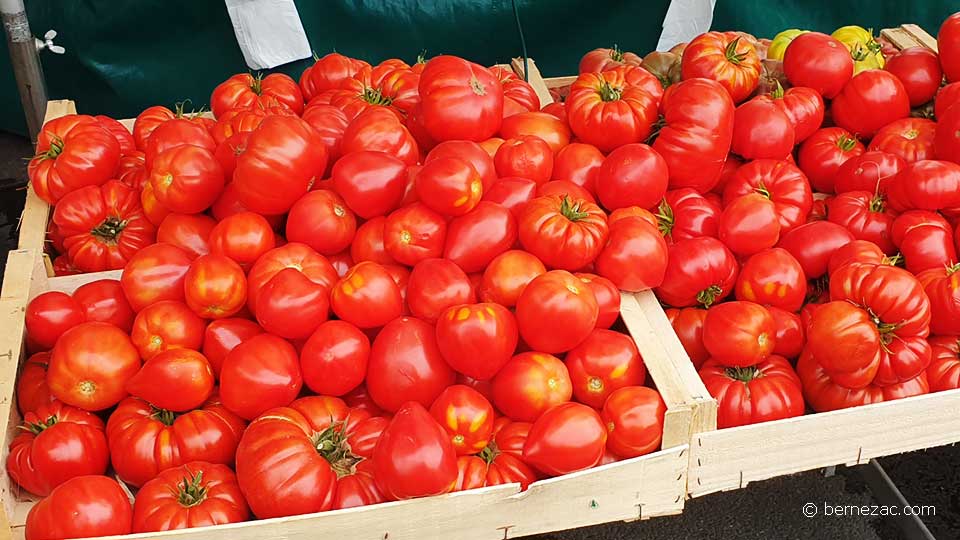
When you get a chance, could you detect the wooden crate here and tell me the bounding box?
[880,24,939,53]
[0,245,699,539]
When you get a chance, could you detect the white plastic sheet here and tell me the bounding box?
[657,0,717,51]
[225,0,312,69]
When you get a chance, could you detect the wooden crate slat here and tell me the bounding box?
[880,27,921,50]
[900,23,939,52]
[543,75,577,90]
[511,57,554,106]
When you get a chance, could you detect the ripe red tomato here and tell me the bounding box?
[142,117,215,170]
[936,82,960,118]
[777,221,854,279]
[132,461,249,532]
[331,261,404,328]
[657,188,720,243]
[340,107,419,165]
[595,216,668,291]
[202,318,263,377]
[500,111,572,154]
[937,101,960,163]
[25,292,85,351]
[132,105,176,150]
[767,84,825,142]
[703,301,776,367]
[656,237,739,308]
[885,47,943,106]
[681,32,761,102]
[797,127,865,193]
[148,145,224,214]
[121,243,192,311]
[419,55,503,141]
[718,193,781,256]
[887,160,960,212]
[552,143,604,194]
[301,104,349,169]
[917,264,960,335]
[480,250,546,307]
[220,333,302,420]
[425,140,498,190]
[29,115,121,204]
[494,135,554,185]
[939,13,960,82]
[286,190,356,255]
[566,67,659,152]
[367,317,456,412]
[666,307,709,369]
[246,242,337,313]
[700,355,804,428]
[892,210,958,274]
[17,352,55,414]
[768,306,805,359]
[579,46,642,73]
[430,385,495,455]
[735,247,807,312]
[834,151,906,194]
[7,400,108,496]
[927,336,960,392]
[826,239,888,274]
[211,73,303,117]
[130,301,205,360]
[575,273,620,329]
[482,177,538,216]
[594,143,668,211]
[831,70,911,138]
[523,402,606,476]
[519,195,609,271]
[732,94,798,164]
[724,159,813,233]
[183,254,247,319]
[798,348,929,411]
[827,191,897,254]
[25,475,132,540]
[783,32,853,98]
[601,386,665,458]
[157,213,215,259]
[95,114,135,156]
[332,150,407,219]
[374,401,458,499]
[406,258,475,322]
[492,352,572,422]
[255,268,330,340]
[53,180,157,272]
[867,119,935,164]
[207,212,276,270]
[300,320,369,396]
[416,157,484,215]
[48,322,140,411]
[302,52,368,98]
[382,203,446,265]
[653,78,735,192]
[565,329,645,409]
[444,201,518,273]
[516,270,599,353]
[125,349,214,412]
[436,303,518,380]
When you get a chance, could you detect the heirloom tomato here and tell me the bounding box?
[132,105,175,150]
[25,292,84,351]
[656,237,739,308]
[436,303,518,380]
[332,150,407,219]
[302,52,368,98]
[724,159,813,233]
[681,31,761,103]
[148,145,224,214]
[208,211,276,269]
[340,107,419,165]
[768,306,805,359]
[939,13,960,82]
[665,308,709,369]
[430,385,495,455]
[783,32,853,99]
[494,135,554,185]
[25,475,132,540]
[210,73,303,117]
[490,65,540,117]
[121,243,191,311]
[885,47,943,106]
[735,247,806,312]
[564,329,645,409]
[834,151,906,194]
[482,177,537,216]
[383,203,447,266]
[827,191,897,254]
[425,140,497,189]
[937,101,960,163]
[579,46,642,73]
[157,213,215,259]
[887,160,960,212]
[516,270,598,353]
[917,264,960,336]
[868,120,936,164]
[492,352,572,422]
[767,83,824,142]
[601,386,665,458]
[29,115,120,204]
[17,352,54,414]
[183,254,247,319]
[499,111,572,153]
[797,349,929,412]
[797,127,864,193]
[246,242,337,313]
[826,239,888,275]
[202,318,263,377]
[700,355,804,428]
[703,301,776,367]
[48,322,140,411]
[523,402,606,476]
[255,268,330,340]
[566,67,659,152]
[374,402,458,499]
[301,321,369,396]
[552,143,604,194]
[419,55,503,141]
[927,337,960,392]
[220,334,302,420]
[731,96,795,160]
[936,82,960,118]
[132,461,249,532]
[575,273,620,329]
[331,261,404,328]
[518,195,608,271]
[286,190,356,256]
[367,317,456,412]
[891,210,958,274]
[718,193,781,256]
[831,70,910,138]
[125,349,214,412]
[417,157,484,215]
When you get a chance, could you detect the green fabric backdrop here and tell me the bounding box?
[1,0,956,135]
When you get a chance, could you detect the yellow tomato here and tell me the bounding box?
[768,29,808,60]
[832,25,885,73]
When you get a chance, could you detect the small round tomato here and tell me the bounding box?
[25,475,132,540]
[575,273,620,329]
[494,136,554,185]
[202,318,263,377]
[867,120,936,164]
[552,142,604,194]
[601,386,665,458]
[436,303,519,380]
[777,221,854,279]
[121,243,192,311]
[220,333,302,420]
[519,195,609,271]
[565,329,645,409]
[149,145,224,214]
[718,193,781,257]
[480,250,547,307]
[416,157,484,216]
[286,190,356,255]
[183,254,247,319]
[430,385,495,455]
[656,237,739,308]
[367,317,456,412]
[383,203,447,266]
[595,216,668,291]
[125,349,214,412]
[783,32,853,99]
[681,31,761,103]
[492,352,572,422]
[49,322,141,411]
[665,308,709,369]
[523,402,606,476]
[702,301,776,367]
[444,201,518,273]
[700,355,804,428]
[25,292,85,351]
[731,96,795,160]
[832,70,910,138]
[500,111,572,154]
[425,140,497,190]
[157,213,215,259]
[407,258,475,322]
[735,248,807,312]
[331,150,407,219]
[254,268,330,340]
[301,320,370,396]
[595,143,668,212]
[797,127,865,194]
[516,270,599,354]
[131,301,206,360]
[132,461,249,532]
[419,56,503,142]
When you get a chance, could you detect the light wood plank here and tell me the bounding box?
[47,269,123,295]
[880,27,922,51]
[543,75,577,90]
[511,57,554,106]
[900,24,939,52]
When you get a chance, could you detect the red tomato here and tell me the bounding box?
[579,46,642,73]
[834,151,906,194]
[210,182,281,227]
[480,250,547,307]
[666,308,709,369]
[121,243,191,311]
[700,355,804,428]
[826,239,889,274]
[479,136,505,157]
[301,104,349,169]
[703,301,776,367]
[68,280,130,334]
[140,175,171,226]
[595,143,668,211]
[286,190,356,255]
[367,317,456,412]
[936,82,960,118]
[142,117,215,169]
[341,107,419,165]
[867,119,935,164]
[133,105,176,150]
[656,237,739,308]
[777,221,854,279]
[332,150,407,219]
[798,348,929,412]
[653,78,735,192]
[797,127,865,193]
[767,84,825,142]
[444,201,518,273]
[887,160,960,212]
[575,273,620,329]
[382,203,446,266]
[552,143,604,194]
[25,475,132,540]
[430,385,495,455]
[29,115,121,204]
[565,329,645,409]
[735,247,807,312]
[374,401,458,498]
[566,67,659,152]
[724,159,813,233]
[203,318,263,377]
[17,352,55,414]
[523,402,606,476]
[657,188,720,243]
[210,73,303,117]
[7,400,109,496]
[436,303,518,380]
[183,254,247,319]
[157,213,215,259]
[53,180,156,272]
[130,301,205,360]
[601,386,665,458]
[783,32,853,98]
[731,96,795,160]
[768,306,805,359]
[939,13,960,82]
[208,211,277,269]
[416,157,484,215]
[885,47,943,106]
[233,116,327,215]
[718,193,781,256]
[827,191,898,254]
[831,70,910,138]
[419,55,503,141]
[300,320,369,396]
[220,333,302,420]
[494,135,554,185]
[328,250,354,277]
[351,217,396,265]
[302,53,368,98]
[132,461,248,532]
[95,115,135,156]
[245,242,337,313]
[519,195,609,271]
[937,101,960,163]
[25,292,85,351]
[516,270,599,353]
[490,65,540,117]
[425,140,498,190]
[492,352,572,422]
[595,216,668,291]
[482,177,538,216]
[500,111,572,154]
[48,322,140,411]
[891,210,958,274]
[406,258,475,322]
[917,264,960,335]
[927,336,960,392]
[255,268,330,340]
[125,349,214,412]
[148,145,224,214]
[681,32,761,103]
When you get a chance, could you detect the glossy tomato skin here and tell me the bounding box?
[566,67,659,152]
[383,203,447,266]
[220,334,302,420]
[519,195,609,271]
[731,97,795,160]
[286,190,356,256]
[121,243,192,311]
[300,320,369,396]
[367,317,456,413]
[768,306,805,359]
[891,211,958,274]
[834,151,906,193]
[202,318,263,377]
[700,355,804,428]
[132,461,249,532]
[769,85,824,143]
[939,13,960,82]
[48,322,140,411]
[254,267,330,340]
[655,237,739,308]
[436,303,518,380]
[430,385,495,455]
[797,348,929,412]
[425,140,498,190]
[492,352,572,422]
[579,46,643,73]
[17,352,54,415]
[552,143,604,194]
[444,201,518,273]
[804,301,881,389]
[565,329,646,409]
[927,337,960,392]
[482,177,538,217]
[500,111,572,154]
[183,254,247,319]
[653,78,735,192]
[703,301,777,367]
[480,250,546,307]
[885,47,943,106]
[331,261,404,328]
[681,32,760,102]
[657,188,720,243]
[575,273,620,329]
[886,160,960,213]
[718,193,781,257]
[725,159,813,234]
[595,143,668,211]
[494,136,554,185]
[341,107,419,165]
[601,386,666,458]
[937,102,960,163]
[210,73,303,117]
[595,216,668,291]
[523,402,606,476]
[916,265,960,335]
[130,301,206,360]
[777,221,854,279]
[25,292,85,351]
[826,239,888,275]
[827,191,898,254]
[735,247,807,312]
[797,127,865,194]
[29,115,121,205]
[157,213,215,259]
[783,32,853,98]
[149,145,224,214]
[72,279,134,333]
[374,402,458,499]
[831,70,911,138]
[516,270,599,353]
[419,56,503,141]
[406,258,475,322]
[936,82,960,118]
[665,308,710,369]
[25,475,132,540]
[125,349,214,412]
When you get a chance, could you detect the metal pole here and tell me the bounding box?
[1,0,46,141]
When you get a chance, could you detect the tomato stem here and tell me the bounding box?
[151,406,178,426]
[176,469,209,508]
[610,44,624,62]
[724,37,749,66]
[836,135,858,152]
[478,442,499,465]
[312,421,363,478]
[869,193,886,214]
[753,181,771,200]
[696,285,723,308]
[22,415,58,435]
[361,86,393,106]
[724,366,763,383]
[946,262,960,276]
[882,253,903,267]
[249,73,264,96]
[173,99,194,118]
[90,216,129,245]
[597,80,622,102]
[559,196,591,222]
[645,115,667,145]
[656,199,675,238]
[469,76,487,96]
[770,80,785,100]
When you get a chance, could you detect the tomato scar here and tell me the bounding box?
[587,377,604,392]
[566,284,580,295]
[78,380,96,396]
[333,205,345,218]
[453,195,469,207]
[476,310,486,322]
[400,230,412,244]
[456,307,471,321]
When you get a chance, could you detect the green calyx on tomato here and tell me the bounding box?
[176,470,210,508]
[91,216,129,244]
[361,86,393,106]
[477,440,501,465]
[151,406,179,426]
[21,414,58,435]
[881,253,903,267]
[806,275,829,304]
[36,135,65,161]
[868,193,886,214]
[559,196,592,222]
[696,284,724,308]
[646,116,667,145]
[609,44,625,62]
[597,81,623,102]
[770,80,786,100]
[248,73,265,95]
[947,263,960,277]
[724,365,763,383]
[655,199,675,237]
[836,135,858,152]
[724,38,749,66]
[311,421,363,478]
[753,182,772,200]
